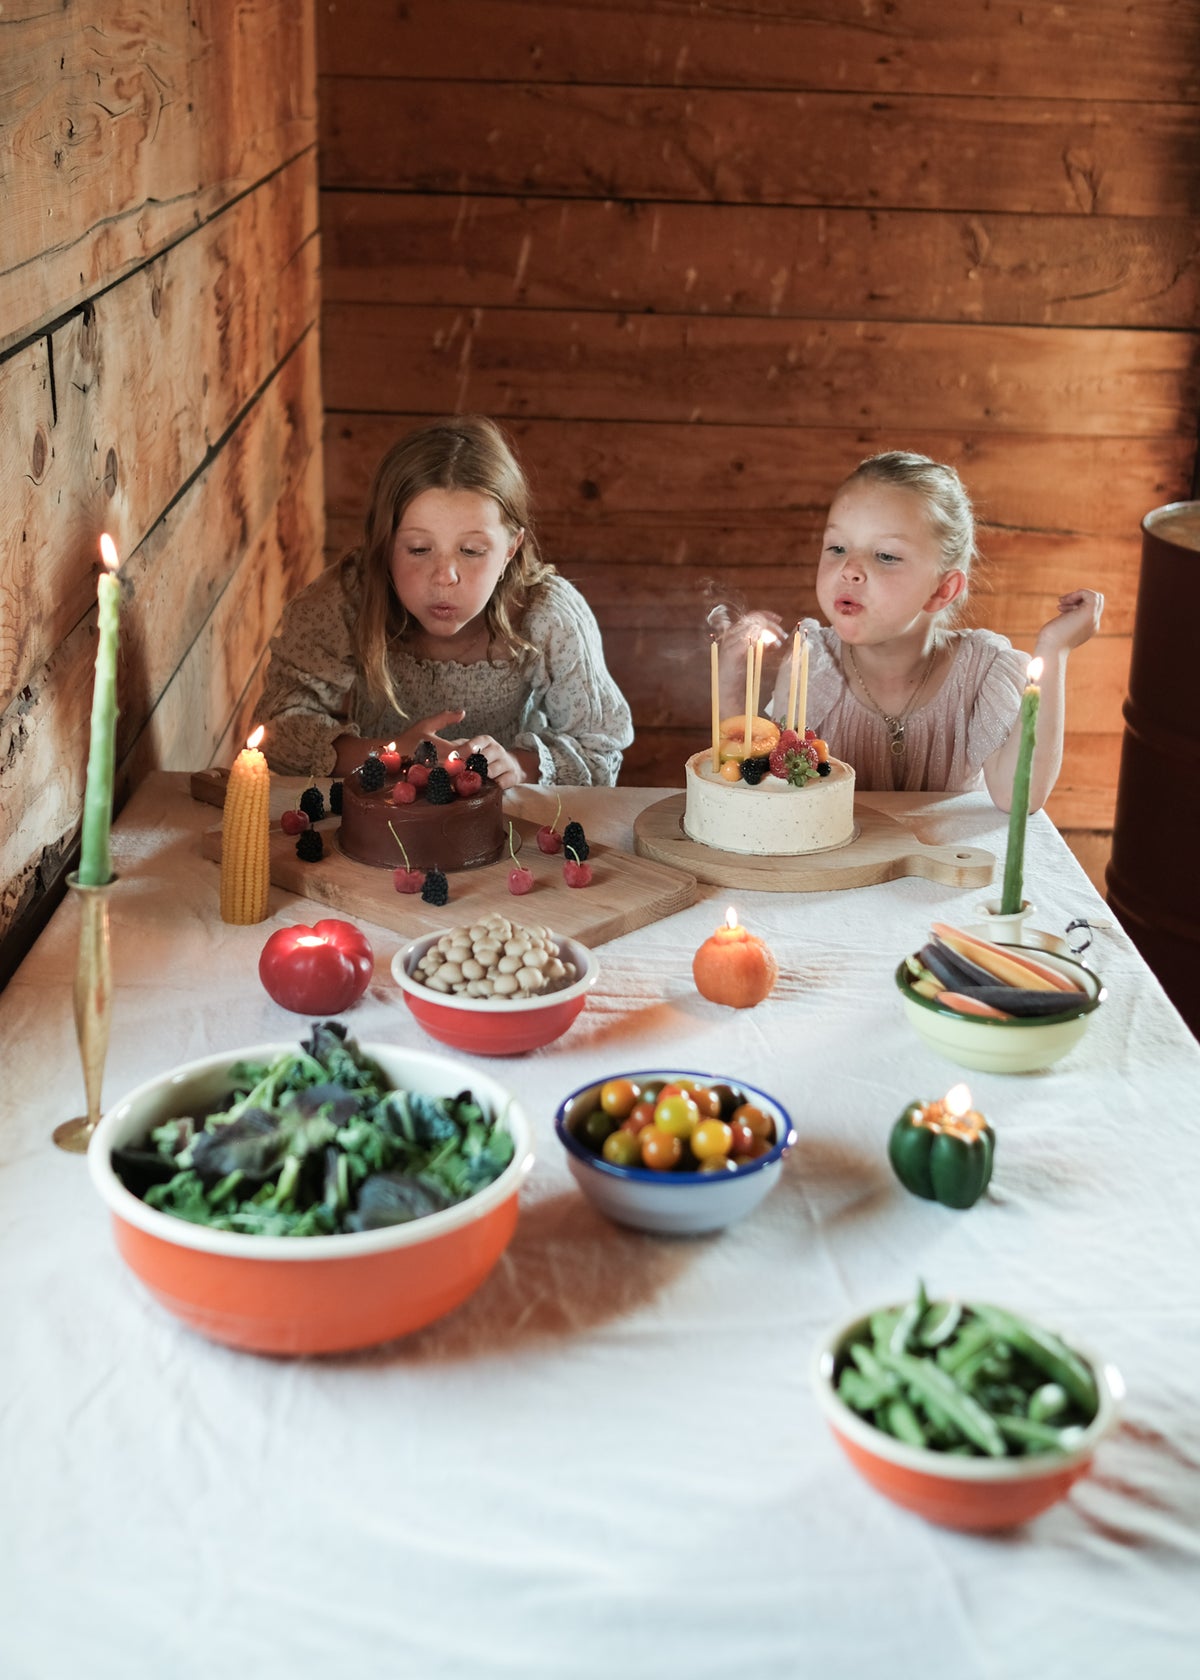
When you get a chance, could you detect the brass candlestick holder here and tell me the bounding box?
[53,872,119,1154]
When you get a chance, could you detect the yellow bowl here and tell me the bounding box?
[895,946,1104,1074]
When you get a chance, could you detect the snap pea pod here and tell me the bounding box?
[875,1346,1007,1458]
[838,1369,890,1412]
[1029,1382,1070,1423]
[917,1300,962,1348]
[995,1414,1087,1454]
[969,1304,1099,1417]
[883,1397,927,1448]
[936,1318,996,1376]
[849,1342,900,1396]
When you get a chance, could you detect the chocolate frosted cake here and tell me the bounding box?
[338,754,506,871]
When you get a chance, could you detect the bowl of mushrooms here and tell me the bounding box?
[391,915,599,1055]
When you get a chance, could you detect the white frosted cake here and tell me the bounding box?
[683,751,856,856]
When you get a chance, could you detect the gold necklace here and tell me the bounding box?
[846,644,937,757]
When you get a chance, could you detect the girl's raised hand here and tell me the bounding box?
[1035,588,1104,656]
[396,711,467,757]
[452,733,536,790]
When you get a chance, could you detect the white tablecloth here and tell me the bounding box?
[2,776,1198,1679]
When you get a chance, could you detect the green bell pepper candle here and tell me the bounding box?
[77,537,121,886]
[1000,659,1042,916]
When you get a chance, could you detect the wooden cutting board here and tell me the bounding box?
[194,771,697,946]
[632,792,995,893]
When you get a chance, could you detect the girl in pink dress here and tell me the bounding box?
[769,452,1104,808]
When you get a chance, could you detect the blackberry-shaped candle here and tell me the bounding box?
[219,727,271,924]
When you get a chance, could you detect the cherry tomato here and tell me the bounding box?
[691,1118,733,1160]
[698,1155,739,1174]
[654,1093,701,1139]
[624,1100,656,1131]
[602,1129,643,1168]
[580,1109,617,1150]
[728,1120,756,1157]
[599,1078,640,1118]
[639,1127,683,1172]
[689,1086,722,1118]
[733,1103,775,1144]
[709,1083,742,1117]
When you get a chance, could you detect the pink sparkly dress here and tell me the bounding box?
[769,620,1029,793]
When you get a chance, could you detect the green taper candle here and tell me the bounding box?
[1000,658,1042,916]
[77,535,121,886]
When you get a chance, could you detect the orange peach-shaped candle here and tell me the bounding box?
[693,906,779,1008]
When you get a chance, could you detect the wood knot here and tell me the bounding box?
[31,429,48,481]
[103,448,119,498]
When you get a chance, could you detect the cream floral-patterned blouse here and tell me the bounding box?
[768,621,1029,793]
[259,565,633,784]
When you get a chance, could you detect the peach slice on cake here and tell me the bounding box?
[718,715,781,762]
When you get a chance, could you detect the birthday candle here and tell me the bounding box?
[710,637,721,772]
[752,634,766,723]
[796,629,810,735]
[744,637,754,752]
[220,727,271,924]
[785,626,801,735]
[77,535,122,887]
[1000,658,1043,916]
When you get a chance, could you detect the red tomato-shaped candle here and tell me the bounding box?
[258,919,375,1014]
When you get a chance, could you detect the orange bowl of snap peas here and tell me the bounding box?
[811,1284,1123,1530]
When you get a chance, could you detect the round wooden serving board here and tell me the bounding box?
[633,794,995,893]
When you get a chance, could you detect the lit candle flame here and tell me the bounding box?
[98,533,120,572]
[1026,656,1044,685]
[246,725,265,751]
[386,740,397,752]
[725,906,739,930]
[944,1083,972,1118]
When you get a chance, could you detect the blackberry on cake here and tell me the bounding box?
[413,739,439,767]
[465,752,489,778]
[329,780,343,815]
[426,765,455,805]
[358,755,385,793]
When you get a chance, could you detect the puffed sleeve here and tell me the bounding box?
[258,565,361,775]
[512,576,634,785]
[965,633,1030,776]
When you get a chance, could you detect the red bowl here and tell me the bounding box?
[811,1303,1122,1530]
[392,931,598,1055]
[87,1044,534,1355]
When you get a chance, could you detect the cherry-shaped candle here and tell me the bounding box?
[693,906,778,1008]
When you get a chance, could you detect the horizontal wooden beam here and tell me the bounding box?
[320,80,1200,217]
[324,415,1193,537]
[321,194,1200,332]
[321,306,1199,436]
[316,1,1200,104]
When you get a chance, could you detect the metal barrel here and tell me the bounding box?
[1107,502,1200,1036]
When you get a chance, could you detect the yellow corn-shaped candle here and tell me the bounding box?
[220,727,271,924]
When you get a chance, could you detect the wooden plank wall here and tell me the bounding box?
[0,0,325,976]
[317,0,1200,869]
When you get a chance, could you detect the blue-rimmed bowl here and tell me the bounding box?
[554,1069,795,1235]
